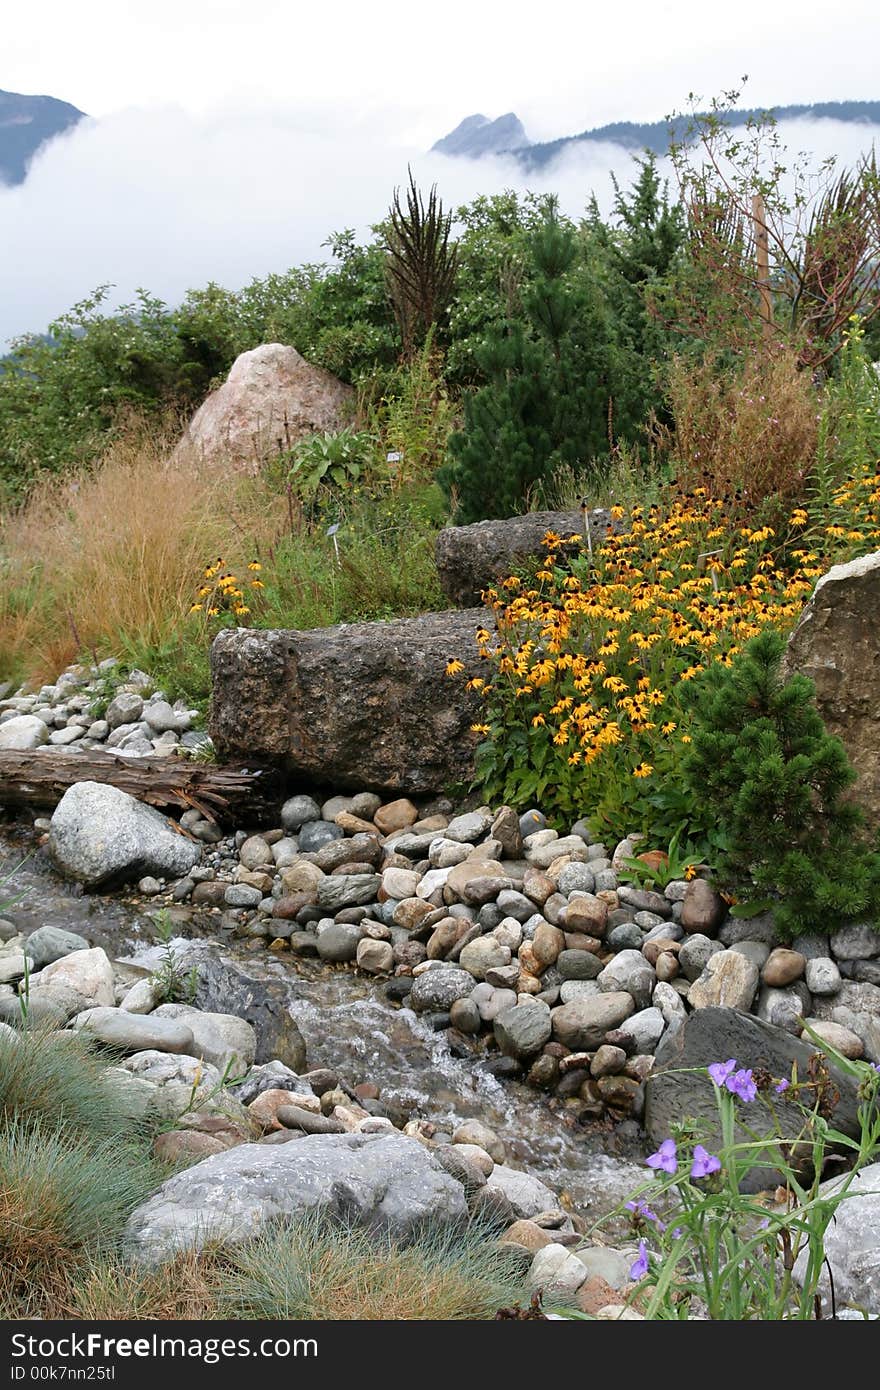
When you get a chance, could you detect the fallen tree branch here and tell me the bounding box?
[0,748,282,825]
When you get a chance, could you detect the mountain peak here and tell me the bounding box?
[0,88,85,186]
[432,111,529,159]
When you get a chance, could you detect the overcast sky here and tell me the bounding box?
[2,1,879,345]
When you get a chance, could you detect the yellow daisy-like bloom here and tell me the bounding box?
[445,659,465,677]
[189,603,204,613]
[248,561,262,571]
[531,713,546,727]
[208,607,220,616]
[661,721,677,735]
[470,723,490,735]
[632,762,654,778]
[250,579,264,589]
[233,605,250,616]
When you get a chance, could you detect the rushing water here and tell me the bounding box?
[0,826,646,1228]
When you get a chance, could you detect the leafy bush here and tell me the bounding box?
[681,629,880,936]
[465,455,880,851]
[286,427,379,500]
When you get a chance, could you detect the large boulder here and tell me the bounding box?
[784,551,880,826]
[209,611,484,793]
[793,1160,880,1316]
[175,343,354,472]
[48,782,200,888]
[125,1131,469,1260]
[435,508,617,607]
[645,1007,863,1191]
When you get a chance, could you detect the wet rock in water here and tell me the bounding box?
[493,1000,552,1059]
[232,1061,312,1104]
[408,966,475,1013]
[125,1131,469,1260]
[316,922,363,962]
[182,946,307,1072]
[23,926,90,968]
[48,782,200,888]
[452,1119,505,1163]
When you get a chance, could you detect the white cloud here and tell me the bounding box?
[1,105,878,348]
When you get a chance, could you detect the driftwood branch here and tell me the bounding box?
[0,749,282,825]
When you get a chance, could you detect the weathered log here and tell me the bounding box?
[0,748,281,824]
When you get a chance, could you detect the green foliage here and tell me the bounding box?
[616,826,705,890]
[385,171,459,359]
[442,203,636,521]
[149,911,199,1006]
[815,315,880,511]
[579,1050,880,1320]
[287,427,379,498]
[681,629,880,936]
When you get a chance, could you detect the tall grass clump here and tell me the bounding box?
[0,420,449,701]
[661,348,821,515]
[0,1027,154,1143]
[0,1121,160,1317]
[217,1213,525,1321]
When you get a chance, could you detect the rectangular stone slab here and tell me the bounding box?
[209,610,487,793]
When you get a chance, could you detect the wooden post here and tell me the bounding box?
[752,193,773,343]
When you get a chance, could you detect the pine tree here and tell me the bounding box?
[442,204,624,522]
[682,629,880,937]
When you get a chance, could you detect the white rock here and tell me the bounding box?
[41,947,115,1007]
[0,715,50,750]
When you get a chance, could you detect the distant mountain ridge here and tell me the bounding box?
[0,88,85,186]
[434,100,880,168]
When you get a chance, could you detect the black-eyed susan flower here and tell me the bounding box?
[445,659,465,677]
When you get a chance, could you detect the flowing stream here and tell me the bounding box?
[1,826,646,1229]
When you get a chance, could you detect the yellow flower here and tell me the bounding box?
[188,603,204,613]
[632,762,654,778]
[531,713,546,727]
[445,659,465,676]
[470,723,490,735]
[250,579,264,589]
[248,561,262,571]
[208,607,220,616]
[233,605,250,616]
[661,721,677,735]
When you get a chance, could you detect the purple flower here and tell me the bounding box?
[726,1067,758,1103]
[775,1078,789,1094]
[690,1144,722,1179]
[670,1227,683,1240]
[708,1059,737,1087]
[871,1062,880,1075]
[646,1138,678,1174]
[625,1198,666,1230]
[629,1239,649,1281]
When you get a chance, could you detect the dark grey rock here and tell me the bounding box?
[435,508,616,607]
[209,612,486,794]
[24,926,90,968]
[646,1008,863,1191]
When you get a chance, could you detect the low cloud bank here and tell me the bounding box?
[1,105,877,347]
